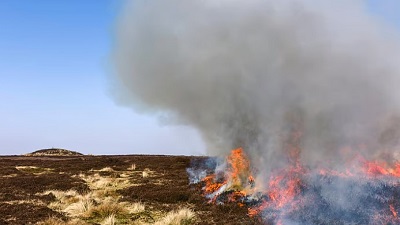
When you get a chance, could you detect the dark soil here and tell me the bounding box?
[0,155,262,225]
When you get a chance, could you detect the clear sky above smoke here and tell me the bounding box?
[0,0,399,155]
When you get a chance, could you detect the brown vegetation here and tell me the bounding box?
[0,155,261,224]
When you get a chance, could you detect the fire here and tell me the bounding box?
[201,147,305,211]
[363,160,400,177]
[390,204,397,218]
[202,148,255,203]
[203,174,225,195]
[247,159,305,219]
[195,147,400,224]
[226,148,253,189]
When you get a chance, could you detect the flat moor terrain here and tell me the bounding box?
[0,155,261,225]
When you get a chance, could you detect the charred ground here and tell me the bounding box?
[0,155,261,225]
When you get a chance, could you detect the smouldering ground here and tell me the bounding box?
[0,155,260,225]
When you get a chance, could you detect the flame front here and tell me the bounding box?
[363,160,400,177]
[202,148,255,203]
[197,147,400,224]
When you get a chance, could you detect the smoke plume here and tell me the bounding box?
[112,0,400,171]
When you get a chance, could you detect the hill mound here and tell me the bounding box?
[25,148,84,156]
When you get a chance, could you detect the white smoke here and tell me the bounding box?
[112,0,400,172]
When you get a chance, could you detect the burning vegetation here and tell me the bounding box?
[189,146,400,224]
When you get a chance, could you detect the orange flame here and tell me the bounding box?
[363,161,400,177]
[202,148,255,203]
[227,148,253,189]
[248,162,304,217]
[390,204,398,218]
[202,144,400,223]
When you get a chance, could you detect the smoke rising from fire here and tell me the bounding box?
[112,0,400,170]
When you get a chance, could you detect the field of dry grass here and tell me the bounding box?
[0,155,260,225]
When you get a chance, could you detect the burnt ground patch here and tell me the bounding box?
[0,155,261,225]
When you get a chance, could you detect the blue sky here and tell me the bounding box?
[0,1,399,155]
[0,1,204,155]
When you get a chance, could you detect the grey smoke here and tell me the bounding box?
[112,0,400,171]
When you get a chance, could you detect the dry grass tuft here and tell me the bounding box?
[45,191,147,223]
[2,174,18,178]
[154,208,196,225]
[136,208,196,225]
[119,172,131,178]
[4,199,45,206]
[91,197,126,217]
[142,168,152,178]
[68,219,90,225]
[44,190,79,201]
[77,173,131,191]
[43,190,94,218]
[99,167,115,172]
[39,171,147,224]
[127,164,136,171]
[63,196,94,218]
[100,214,116,225]
[42,190,80,211]
[36,217,65,225]
[36,217,89,225]
[126,202,146,214]
[16,166,53,174]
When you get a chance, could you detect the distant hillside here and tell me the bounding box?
[24,148,84,156]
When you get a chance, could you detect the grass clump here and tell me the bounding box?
[39,169,149,224]
[43,189,147,223]
[100,214,116,225]
[142,168,152,178]
[91,197,127,217]
[154,208,196,225]
[36,216,88,225]
[136,208,196,225]
[63,196,94,218]
[77,173,132,191]
[127,164,136,171]
[16,166,53,174]
[99,167,115,172]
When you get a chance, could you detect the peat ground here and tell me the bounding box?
[0,155,261,225]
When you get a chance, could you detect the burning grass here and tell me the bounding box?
[189,148,400,224]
